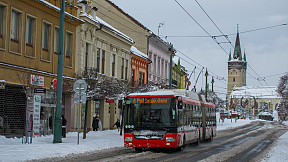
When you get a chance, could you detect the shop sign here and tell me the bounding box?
[34,88,46,93]
[106,98,114,103]
[33,95,41,136]
[51,79,70,91]
[31,75,44,87]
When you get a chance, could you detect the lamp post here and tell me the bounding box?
[169,44,174,89]
[205,68,208,100]
[53,0,70,143]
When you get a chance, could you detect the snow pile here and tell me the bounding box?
[0,130,123,162]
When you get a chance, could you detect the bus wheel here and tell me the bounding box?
[135,147,143,152]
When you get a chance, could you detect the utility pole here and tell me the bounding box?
[211,77,215,92]
[205,68,208,100]
[169,44,174,89]
[53,0,65,143]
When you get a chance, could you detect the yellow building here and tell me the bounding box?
[0,0,82,137]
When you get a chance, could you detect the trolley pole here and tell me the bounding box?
[169,44,174,89]
[205,68,208,100]
[53,0,65,143]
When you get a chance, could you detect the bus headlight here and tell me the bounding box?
[125,137,133,141]
[166,137,176,142]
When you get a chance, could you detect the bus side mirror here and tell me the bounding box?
[177,97,183,109]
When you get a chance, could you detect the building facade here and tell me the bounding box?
[76,2,134,130]
[0,0,82,137]
[148,34,171,87]
[130,46,150,88]
[229,86,281,118]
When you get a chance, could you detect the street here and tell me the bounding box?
[32,121,288,162]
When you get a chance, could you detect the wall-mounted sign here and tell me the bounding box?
[51,78,70,91]
[34,88,46,93]
[31,75,44,87]
[33,95,41,136]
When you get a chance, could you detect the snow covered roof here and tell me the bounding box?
[37,0,84,23]
[79,13,134,44]
[230,86,280,99]
[130,46,149,60]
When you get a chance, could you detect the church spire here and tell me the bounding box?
[233,25,242,60]
[244,50,246,62]
[228,49,232,61]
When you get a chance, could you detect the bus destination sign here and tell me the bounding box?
[132,98,168,104]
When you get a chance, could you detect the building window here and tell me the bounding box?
[96,48,100,72]
[11,9,21,42]
[26,16,35,47]
[42,22,51,51]
[142,73,145,85]
[233,77,235,82]
[132,70,135,87]
[85,43,89,69]
[153,56,156,74]
[157,57,160,75]
[54,27,59,53]
[65,32,72,57]
[125,59,128,80]
[165,62,168,79]
[0,5,4,37]
[161,59,164,77]
[139,72,142,86]
[121,58,124,79]
[101,50,105,74]
[112,54,115,76]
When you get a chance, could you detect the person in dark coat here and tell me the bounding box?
[112,119,120,131]
[92,116,99,131]
[62,115,67,138]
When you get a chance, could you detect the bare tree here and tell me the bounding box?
[277,74,288,121]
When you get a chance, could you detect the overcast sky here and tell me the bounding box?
[109,0,288,99]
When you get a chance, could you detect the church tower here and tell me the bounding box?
[227,28,247,98]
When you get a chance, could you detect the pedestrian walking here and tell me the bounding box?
[112,119,120,131]
[62,115,67,138]
[92,115,99,131]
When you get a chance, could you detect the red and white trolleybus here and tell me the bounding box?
[123,89,216,151]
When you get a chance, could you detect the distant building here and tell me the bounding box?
[227,29,247,106]
[228,86,281,117]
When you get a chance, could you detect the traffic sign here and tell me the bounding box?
[73,79,87,93]
[74,93,87,104]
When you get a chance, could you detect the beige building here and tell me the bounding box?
[0,0,82,137]
[75,2,134,130]
[229,86,281,117]
[93,0,150,55]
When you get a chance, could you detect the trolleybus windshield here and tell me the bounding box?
[125,97,176,128]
